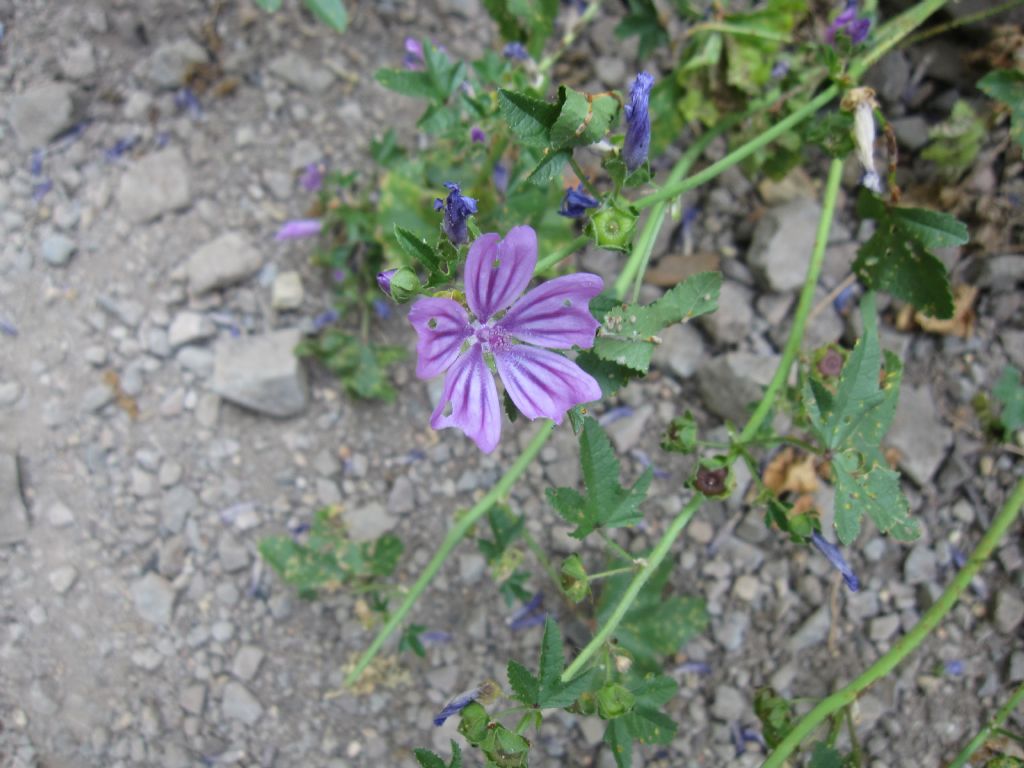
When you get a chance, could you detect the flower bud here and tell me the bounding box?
[597,683,636,719]
[586,203,637,252]
[378,267,420,303]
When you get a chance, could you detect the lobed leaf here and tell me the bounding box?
[978,69,1024,150]
[498,88,560,147]
[303,0,347,32]
[549,86,621,149]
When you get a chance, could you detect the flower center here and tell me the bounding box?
[473,323,509,353]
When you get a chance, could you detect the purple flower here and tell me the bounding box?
[433,680,500,726]
[826,1,871,45]
[673,660,712,676]
[275,219,322,240]
[104,136,141,162]
[944,660,964,677]
[558,184,600,219]
[409,226,603,453]
[507,592,547,631]
[623,72,654,172]
[503,42,529,61]
[31,180,53,202]
[174,87,203,119]
[300,163,324,192]
[810,531,860,591]
[30,150,44,176]
[434,182,478,246]
[470,127,486,144]
[331,268,347,284]
[403,37,425,70]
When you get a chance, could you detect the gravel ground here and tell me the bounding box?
[1,2,1022,767]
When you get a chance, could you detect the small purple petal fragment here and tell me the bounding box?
[741,727,767,750]
[275,219,322,241]
[430,344,502,453]
[771,60,790,79]
[826,1,871,44]
[104,135,141,162]
[503,41,529,60]
[403,37,425,70]
[492,163,509,197]
[810,531,860,591]
[32,180,53,201]
[0,316,18,337]
[377,268,397,296]
[833,284,858,314]
[30,150,44,176]
[623,71,654,172]
[433,687,479,726]
[408,296,472,379]
[731,721,747,757]
[372,298,391,319]
[331,268,346,284]
[944,660,964,677]
[598,406,634,426]
[470,127,486,144]
[673,660,712,676]
[507,593,547,631]
[558,184,600,219]
[300,163,324,192]
[312,309,339,332]
[174,87,203,119]
[950,545,967,570]
[420,630,452,645]
[630,449,670,479]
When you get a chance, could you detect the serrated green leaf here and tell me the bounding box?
[507,660,539,705]
[393,224,444,277]
[526,149,571,185]
[550,87,621,149]
[993,366,1024,439]
[808,742,844,768]
[803,111,855,158]
[854,189,958,319]
[594,272,721,373]
[303,0,347,32]
[422,42,466,103]
[413,748,447,768]
[418,102,461,135]
[754,687,795,748]
[605,718,634,768]
[498,88,559,147]
[538,617,564,690]
[374,68,437,100]
[833,448,918,544]
[978,69,1024,149]
[546,418,651,539]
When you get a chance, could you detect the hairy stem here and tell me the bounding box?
[568,155,601,200]
[738,157,844,443]
[560,494,705,682]
[345,422,555,685]
[947,681,1024,768]
[535,235,590,274]
[761,476,1024,768]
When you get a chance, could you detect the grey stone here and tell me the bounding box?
[271,271,304,310]
[746,200,822,292]
[82,385,114,415]
[8,81,76,149]
[651,322,705,379]
[865,50,910,104]
[179,684,206,716]
[313,449,341,476]
[903,544,938,585]
[97,295,145,328]
[459,553,487,583]
[168,311,216,348]
[157,536,186,579]
[696,352,779,423]
[710,685,745,721]
[1009,651,1024,683]
[177,346,214,377]
[41,234,77,267]
[787,604,830,651]
[0,381,21,407]
[211,329,308,417]
[222,681,263,724]
[976,254,1024,294]
[59,38,97,81]
[117,148,191,223]
[594,56,626,87]
[0,454,29,544]
[387,475,415,515]
[605,404,653,454]
[993,590,1024,635]
[187,232,263,295]
[46,501,75,528]
[231,645,265,682]
[218,534,250,573]
[869,614,901,642]
[890,116,931,151]
[267,52,335,93]
[345,501,397,542]
[698,281,753,344]
[888,385,953,484]
[212,620,235,642]
[48,566,78,595]
[161,486,198,533]
[131,648,164,671]
[131,573,177,625]
[712,611,749,651]
[145,39,209,89]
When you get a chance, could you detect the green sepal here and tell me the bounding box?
[586,202,637,252]
[457,702,490,745]
[559,554,591,603]
[661,411,698,454]
[597,683,637,719]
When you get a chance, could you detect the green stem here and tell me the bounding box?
[568,155,601,199]
[560,494,705,682]
[902,0,1024,47]
[614,104,753,300]
[738,157,844,444]
[688,21,792,43]
[846,706,864,767]
[536,0,603,75]
[947,681,1024,768]
[598,530,636,564]
[761,476,1024,768]
[848,0,949,80]
[632,86,839,211]
[345,422,555,685]
[535,235,589,274]
[587,565,638,582]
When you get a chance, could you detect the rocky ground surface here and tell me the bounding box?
[1,1,1023,767]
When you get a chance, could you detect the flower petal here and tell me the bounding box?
[495,345,601,423]
[408,297,472,379]
[431,344,501,453]
[465,226,537,323]
[497,273,604,349]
